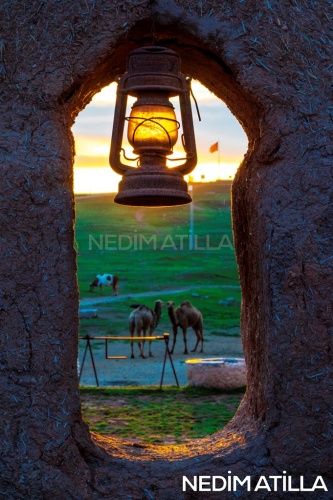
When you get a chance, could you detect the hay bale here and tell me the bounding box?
[186,358,246,390]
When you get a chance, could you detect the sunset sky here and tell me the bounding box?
[72,80,248,194]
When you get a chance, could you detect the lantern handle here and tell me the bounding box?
[120,148,140,162]
[171,75,198,175]
[189,81,202,122]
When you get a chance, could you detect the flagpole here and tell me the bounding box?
[218,140,220,167]
[188,184,194,251]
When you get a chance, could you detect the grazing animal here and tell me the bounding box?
[89,274,119,295]
[129,300,164,358]
[167,300,204,355]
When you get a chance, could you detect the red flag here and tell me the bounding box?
[209,141,218,153]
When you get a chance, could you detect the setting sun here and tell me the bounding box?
[72,80,247,194]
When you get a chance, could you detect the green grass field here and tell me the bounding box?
[76,183,243,441]
[80,386,244,444]
[75,181,241,337]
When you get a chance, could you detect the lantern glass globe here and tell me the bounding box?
[127,104,179,154]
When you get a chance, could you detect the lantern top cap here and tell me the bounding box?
[128,46,178,56]
[126,45,181,77]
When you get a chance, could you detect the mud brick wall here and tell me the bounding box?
[1,0,332,498]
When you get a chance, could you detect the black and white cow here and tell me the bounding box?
[89,274,119,295]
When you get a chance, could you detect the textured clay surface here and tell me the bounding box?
[1,0,332,498]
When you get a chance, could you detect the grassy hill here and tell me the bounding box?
[75,181,241,336]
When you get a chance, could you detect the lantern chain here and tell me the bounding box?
[150,0,157,45]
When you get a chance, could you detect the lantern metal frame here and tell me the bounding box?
[109,45,198,206]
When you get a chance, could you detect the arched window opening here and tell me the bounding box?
[73,79,248,445]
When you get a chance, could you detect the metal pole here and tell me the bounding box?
[79,337,89,383]
[87,337,99,387]
[165,335,179,387]
[189,184,194,251]
[160,334,179,389]
[160,338,169,390]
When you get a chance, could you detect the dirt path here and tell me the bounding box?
[78,331,243,387]
[80,284,240,306]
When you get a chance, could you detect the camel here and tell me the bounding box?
[129,300,164,358]
[167,300,204,355]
